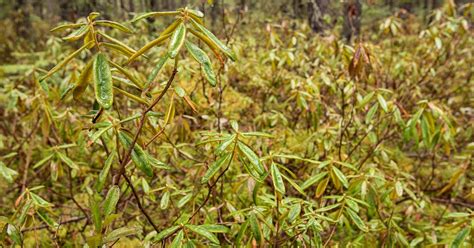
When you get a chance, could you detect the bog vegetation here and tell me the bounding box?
[0,0,473,247]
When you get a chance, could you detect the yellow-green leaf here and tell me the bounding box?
[40,41,94,82]
[185,41,216,86]
[189,18,236,61]
[103,185,120,216]
[93,53,114,109]
[201,153,231,183]
[118,132,153,177]
[168,23,186,58]
[271,163,285,194]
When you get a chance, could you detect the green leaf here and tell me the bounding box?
[160,191,170,210]
[56,152,80,171]
[201,153,231,183]
[154,226,180,242]
[170,230,184,248]
[189,18,236,61]
[103,185,120,216]
[301,171,328,190]
[346,208,368,232]
[451,227,470,248]
[270,163,285,194]
[104,227,138,243]
[199,224,230,233]
[118,132,153,177]
[126,33,173,64]
[177,194,192,208]
[96,153,114,192]
[146,54,169,87]
[237,142,265,175]
[93,53,114,109]
[90,195,102,231]
[95,20,133,33]
[62,24,89,41]
[288,204,301,223]
[185,41,216,86]
[36,209,58,228]
[168,23,186,58]
[89,122,113,145]
[249,213,262,243]
[131,11,179,22]
[30,192,52,207]
[186,225,220,244]
[32,154,53,169]
[215,134,236,155]
[40,41,94,82]
[331,166,349,188]
[377,94,388,112]
[0,162,18,183]
[50,22,85,32]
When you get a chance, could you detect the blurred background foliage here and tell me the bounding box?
[0,0,473,247]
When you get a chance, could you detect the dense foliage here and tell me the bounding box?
[0,1,473,247]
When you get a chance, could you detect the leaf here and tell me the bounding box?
[95,20,133,33]
[93,53,114,109]
[114,86,149,106]
[270,163,285,194]
[73,58,93,99]
[377,94,388,112]
[33,153,54,169]
[186,225,220,244]
[301,171,328,190]
[98,30,141,57]
[62,24,89,41]
[56,152,79,171]
[0,162,18,183]
[177,194,192,208]
[316,177,329,198]
[201,153,231,183]
[154,226,180,242]
[36,209,58,228]
[170,230,184,248]
[199,224,230,233]
[185,41,216,86]
[235,219,249,244]
[164,95,175,125]
[331,166,349,188]
[103,185,120,216]
[118,132,153,177]
[160,191,170,210]
[109,60,144,89]
[89,122,113,145]
[189,18,236,61]
[288,204,301,223]
[168,23,186,58]
[451,227,470,248]
[237,142,265,175]
[50,22,85,32]
[249,213,262,243]
[30,192,52,207]
[215,134,236,155]
[40,41,94,82]
[90,195,102,231]
[131,11,179,22]
[95,153,114,192]
[126,33,173,64]
[345,208,368,232]
[146,54,169,86]
[104,227,138,243]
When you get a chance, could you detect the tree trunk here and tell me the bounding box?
[342,0,362,42]
[307,0,328,33]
